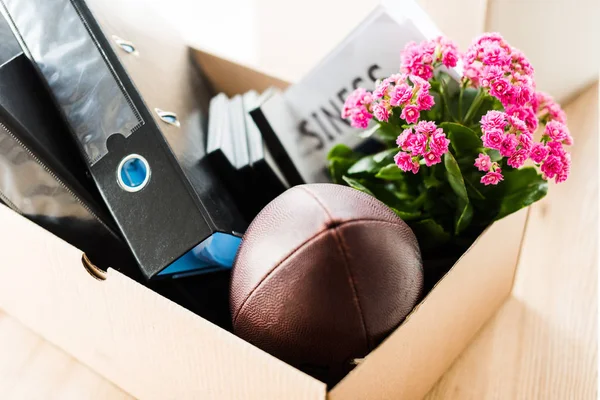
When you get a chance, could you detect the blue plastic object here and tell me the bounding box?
[157,232,243,278]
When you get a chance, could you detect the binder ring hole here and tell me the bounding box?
[82,254,107,281]
[117,154,150,192]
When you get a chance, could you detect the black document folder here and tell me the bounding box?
[1,0,246,279]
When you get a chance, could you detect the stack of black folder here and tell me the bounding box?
[206,90,288,221]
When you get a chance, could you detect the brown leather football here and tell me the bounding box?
[230,184,423,384]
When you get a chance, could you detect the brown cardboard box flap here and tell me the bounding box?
[0,199,528,399]
[0,205,325,400]
[330,207,529,399]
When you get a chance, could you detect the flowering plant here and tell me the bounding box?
[330,33,572,267]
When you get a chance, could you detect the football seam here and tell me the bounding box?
[232,219,412,328]
[298,185,371,352]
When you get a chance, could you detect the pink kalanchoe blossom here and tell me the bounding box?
[555,153,571,183]
[429,130,450,155]
[389,83,413,107]
[396,128,412,148]
[499,133,518,157]
[394,121,448,173]
[507,149,529,168]
[529,143,549,164]
[373,102,391,122]
[417,90,435,110]
[534,91,567,124]
[414,120,437,135]
[373,78,391,99]
[342,87,374,128]
[481,169,504,185]
[400,37,460,80]
[518,131,534,151]
[394,151,420,174]
[410,133,428,155]
[482,129,504,149]
[463,33,535,107]
[424,151,442,167]
[545,120,569,142]
[474,153,492,172]
[505,105,539,132]
[540,155,563,179]
[401,105,421,124]
[480,110,507,131]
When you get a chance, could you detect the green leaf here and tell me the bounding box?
[391,208,422,221]
[327,144,357,160]
[455,202,473,235]
[443,152,469,202]
[375,163,404,180]
[375,121,402,140]
[347,149,397,176]
[495,167,548,220]
[487,149,502,162]
[328,158,356,184]
[342,176,374,196]
[411,219,451,250]
[358,124,381,139]
[440,122,482,155]
[464,177,486,200]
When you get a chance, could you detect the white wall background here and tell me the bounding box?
[146,0,599,102]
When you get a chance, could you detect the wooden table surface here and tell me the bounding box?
[0,83,596,399]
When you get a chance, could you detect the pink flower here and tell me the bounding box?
[342,88,374,128]
[389,83,413,107]
[555,154,571,183]
[400,37,459,80]
[414,121,437,135]
[505,105,538,132]
[508,115,528,134]
[416,90,435,110]
[518,131,533,151]
[423,150,442,166]
[401,105,420,124]
[409,75,431,91]
[482,129,504,149]
[544,120,569,142]
[413,64,434,80]
[499,133,518,157]
[429,130,450,155]
[535,91,567,124]
[480,111,507,131]
[529,143,549,164]
[481,169,504,185]
[373,79,391,99]
[547,140,566,157]
[540,155,563,179]
[514,84,534,107]
[507,149,528,168]
[396,128,412,148]
[464,33,535,108]
[373,102,390,122]
[474,153,492,172]
[394,151,420,174]
[481,42,511,66]
[349,109,372,129]
[490,78,511,98]
[410,133,428,155]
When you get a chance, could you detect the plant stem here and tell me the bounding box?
[463,88,486,126]
[439,78,453,122]
[458,83,465,123]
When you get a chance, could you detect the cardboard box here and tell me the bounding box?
[0,141,530,400]
[0,4,531,397]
